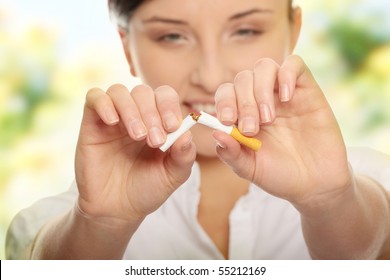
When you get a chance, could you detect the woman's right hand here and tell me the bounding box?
[74,84,196,226]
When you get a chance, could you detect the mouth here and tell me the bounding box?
[184,102,216,116]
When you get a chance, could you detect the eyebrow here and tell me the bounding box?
[142,7,273,25]
[229,8,274,20]
[142,16,187,25]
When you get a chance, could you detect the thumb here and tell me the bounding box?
[212,130,257,181]
[163,131,197,188]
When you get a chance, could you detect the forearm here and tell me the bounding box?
[299,174,390,259]
[27,203,142,259]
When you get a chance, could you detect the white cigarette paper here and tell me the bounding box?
[159,114,197,152]
[197,111,232,134]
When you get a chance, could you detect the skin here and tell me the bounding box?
[26,0,390,259]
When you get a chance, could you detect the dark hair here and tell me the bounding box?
[108,0,144,29]
[108,0,295,29]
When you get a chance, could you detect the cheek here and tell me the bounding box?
[134,47,190,90]
[256,39,291,64]
[133,52,163,86]
[232,32,293,67]
[269,27,295,62]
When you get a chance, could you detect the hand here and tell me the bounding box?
[213,55,353,210]
[75,84,196,225]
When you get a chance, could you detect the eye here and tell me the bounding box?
[234,28,262,37]
[157,33,186,42]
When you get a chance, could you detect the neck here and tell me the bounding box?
[196,155,249,195]
[196,155,250,259]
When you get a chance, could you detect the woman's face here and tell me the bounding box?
[123,0,301,157]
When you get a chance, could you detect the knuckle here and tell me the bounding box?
[85,87,101,101]
[85,87,108,107]
[106,83,129,95]
[130,84,154,102]
[215,83,234,100]
[240,102,257,112]
[142,112,161,126]
[154,85,174,93]
[234,70,253,84]
[86,87,102,95]
[288,54,303,63]
[155,85,179,101]
[281,55,305,72]
[254,57,279,71]
[131,84,153,94]
[218,82,234,90]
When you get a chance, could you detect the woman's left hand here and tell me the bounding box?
[213,55,353,211]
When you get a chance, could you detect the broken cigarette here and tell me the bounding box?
[159,111,262,152]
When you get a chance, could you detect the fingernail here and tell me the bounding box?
[105,109,119,124]
[216,141,226,149]
[280,84,290,102]
[260,104,271,123]
[149,126,165,147]
[220,107,234,122]
[241,117,256,134]
[163,112,179,131]
[130,119,147,139]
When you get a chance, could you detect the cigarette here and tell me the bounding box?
[159,114,197,152]
[197,111,262,151]
[159,111,262,152]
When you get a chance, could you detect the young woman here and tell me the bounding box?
[7,0,390,259]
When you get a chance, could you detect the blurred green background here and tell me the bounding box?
[1,0,389,259]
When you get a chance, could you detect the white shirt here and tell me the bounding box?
[6,147,390,259]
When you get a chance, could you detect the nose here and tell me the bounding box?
[190,46,231,94]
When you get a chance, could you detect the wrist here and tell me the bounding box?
[293,169,357,221]
[59,203,144,259]
[75,200,144,233]
[295,172,390,259]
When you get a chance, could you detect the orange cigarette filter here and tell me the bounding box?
[230,127,262,151]
[196,111,262,151]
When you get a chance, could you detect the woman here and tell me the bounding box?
[6,0,390,259]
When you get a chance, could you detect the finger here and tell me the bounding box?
[253,58,279,124]
[85,87,119,126]
[234,70,259,136]
[215,83,237,125]
[107,84,147,141]
[212,130,255,180]
[131,85,166,148]
[163,131,196,188]
[155,85,182,132]
[278,55,311,102]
